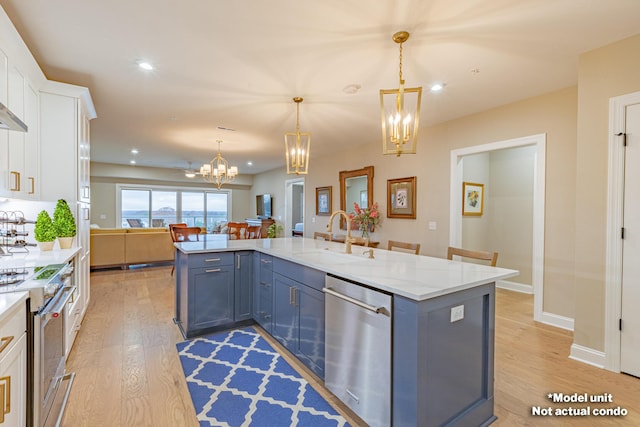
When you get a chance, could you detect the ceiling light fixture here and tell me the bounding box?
[284,97,311,175]
[138,61,153,71]
[199,140,238,190]
[430,82,445,92]
[380,30,422,156]
[184,162,196,178]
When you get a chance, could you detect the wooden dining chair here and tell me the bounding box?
[447,246,499,267]
[246,225,262,239]
[313,231,332,241]
[170,226,201,275]
[388,240,421,255]
[227,222,249,240]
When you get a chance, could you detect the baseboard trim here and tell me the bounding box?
[569,343,606,369]
[496,280,533,294]
[540,311,574,331]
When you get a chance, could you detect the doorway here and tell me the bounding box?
[450,134,546,323]
[284,177,305,237]
[605,90,640,375]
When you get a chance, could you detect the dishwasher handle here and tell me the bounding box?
[323,287,389,315]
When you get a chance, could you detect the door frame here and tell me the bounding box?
[450,133,546,323]
[284,177,305,237]
[605,90,640,372]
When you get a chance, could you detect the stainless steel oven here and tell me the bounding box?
[25,262,76,427]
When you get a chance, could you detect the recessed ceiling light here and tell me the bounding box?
[138,61,153,71]
[131,148,139,154]
[430,83,445,92]
[130,160,136,164]
[185,171,196,178]
[247,161,253,166]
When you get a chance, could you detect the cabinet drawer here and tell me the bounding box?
[0,302,26,355]
[187,252,234,268]
[273,257,325,292]
[259,254,273,271]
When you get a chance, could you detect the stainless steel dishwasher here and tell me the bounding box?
[323,275,392,427]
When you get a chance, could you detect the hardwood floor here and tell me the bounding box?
[62,266,640,426]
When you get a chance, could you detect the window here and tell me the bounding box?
[118,185,231,230]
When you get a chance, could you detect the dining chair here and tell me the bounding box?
[227,222,249,240]
[169,223,190,275]
[246,225,262,239]
[387,240,421,255]
[447,246,499,267]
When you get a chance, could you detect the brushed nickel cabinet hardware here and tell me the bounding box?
[237,254,240,269]
[205,258,221,262]
[205,268,221,273]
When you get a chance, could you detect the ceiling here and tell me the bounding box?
[2,0,640,175]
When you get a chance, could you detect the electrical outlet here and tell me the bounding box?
[428,221,437,230]
[312,217,316,223]
[450,305,464,322]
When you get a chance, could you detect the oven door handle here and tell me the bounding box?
[42,286,76,320]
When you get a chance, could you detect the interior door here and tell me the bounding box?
[621,102,640,377]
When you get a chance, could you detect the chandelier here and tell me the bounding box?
[199,140,238,190]
[380,31,422,156]
[284,97,311,175]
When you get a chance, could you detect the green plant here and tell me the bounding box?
[34,210,57,242]
[53,199,76,237]
[266,223,283,238]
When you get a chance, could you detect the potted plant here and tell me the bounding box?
[53,199,76,249]
[266,223,283,238]
[35,210,57,251]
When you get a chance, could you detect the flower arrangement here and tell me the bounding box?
[349,202,380,239]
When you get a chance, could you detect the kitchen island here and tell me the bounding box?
[174,236,518,426]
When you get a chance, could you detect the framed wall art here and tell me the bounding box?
[462,181,484,216]
[315,186,332,215]
[387,176,416,219]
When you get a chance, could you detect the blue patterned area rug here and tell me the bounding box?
[176,327,351,427]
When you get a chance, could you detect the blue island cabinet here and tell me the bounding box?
[393,282,496,427]
[175,251,253,339]
[271,257,326,379]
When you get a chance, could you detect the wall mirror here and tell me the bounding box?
[339,165,374,229]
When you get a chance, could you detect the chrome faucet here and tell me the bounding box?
[327,210,355,254]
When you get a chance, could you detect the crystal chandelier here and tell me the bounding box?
[199,140,238,190]
[284,97,311,174]
[380,31,422,156]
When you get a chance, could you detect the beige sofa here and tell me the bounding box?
[90,227,175,269]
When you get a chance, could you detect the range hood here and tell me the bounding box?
[0,101,27,132]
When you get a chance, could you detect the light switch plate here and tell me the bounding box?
[450,305,464,322]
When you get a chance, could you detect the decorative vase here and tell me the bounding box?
[38,241,55,251]
[361,226,369,239]
[58,236,74,249]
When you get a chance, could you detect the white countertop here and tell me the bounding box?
[176,236,519,301]
[0,246,80,269]
[0,291,28,323]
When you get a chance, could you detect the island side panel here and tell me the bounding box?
[393,282,496,427]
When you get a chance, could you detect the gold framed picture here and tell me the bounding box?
[387,176,416,219]
[316,186,332,216]
[462,182,484,216]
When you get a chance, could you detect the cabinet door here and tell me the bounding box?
[188,265,234,331]
[272,273,299,352]
[7,66,24,196]
[22,81,38,198]
[234,251,253,321]
[0,333,26,427]
[253,253,273,332]
[296,285,325,378]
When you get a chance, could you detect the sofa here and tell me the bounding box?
[90,227,175,269]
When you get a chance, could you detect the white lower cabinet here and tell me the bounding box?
[0,300,27,427]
